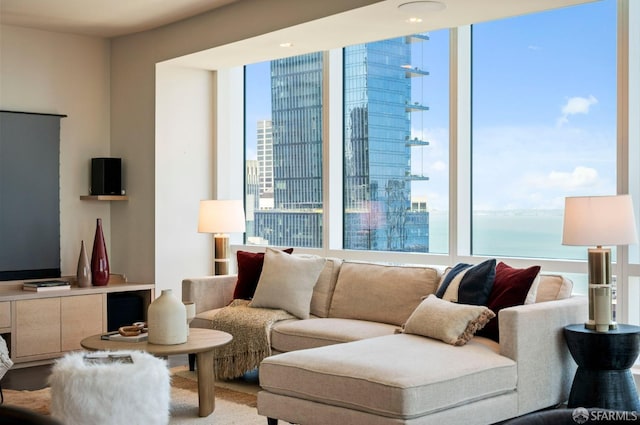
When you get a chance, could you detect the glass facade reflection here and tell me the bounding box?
[343,37,429,252]
[253,53,324,247]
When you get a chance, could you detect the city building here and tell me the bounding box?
[253,38,430,251]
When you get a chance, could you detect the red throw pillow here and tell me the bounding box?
[477,262,540,342]
[233,248,294,300]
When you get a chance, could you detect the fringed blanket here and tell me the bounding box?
[211,299,295,379]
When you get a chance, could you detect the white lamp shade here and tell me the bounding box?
[562,195,638,246]
[198,200,246,234]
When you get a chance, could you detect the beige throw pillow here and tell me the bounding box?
[249,248,326,319]
[402,295,495,346]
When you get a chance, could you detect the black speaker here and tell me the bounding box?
[91,157,121,195]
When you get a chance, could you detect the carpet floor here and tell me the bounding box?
[2,366,265,425]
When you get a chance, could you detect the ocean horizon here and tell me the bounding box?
[428,209,587,261]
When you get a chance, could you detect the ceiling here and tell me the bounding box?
[0,0,241,37]
[2,0,596,74]
[1,0,595,40]
[167,0,595,70]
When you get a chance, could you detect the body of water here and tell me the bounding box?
[428,210,588,261]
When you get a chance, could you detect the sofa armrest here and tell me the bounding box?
[499,295,588,415]
[181,275,237,314]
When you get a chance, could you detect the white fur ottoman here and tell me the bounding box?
[48,350,170,425]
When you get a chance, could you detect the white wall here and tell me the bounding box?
[155,64,216,291]
[0,25,111,278]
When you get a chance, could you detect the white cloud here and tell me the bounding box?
[528,166,599,190]
[431,160,447,172]
[557,95,598,126]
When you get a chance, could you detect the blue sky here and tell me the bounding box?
[470,0,617,211]
[245,0,617,213]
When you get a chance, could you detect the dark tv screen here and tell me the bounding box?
[0,111,64,281]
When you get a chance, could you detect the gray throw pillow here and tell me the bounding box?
[249,248,326,319]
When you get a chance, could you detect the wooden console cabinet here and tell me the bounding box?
[0,281,154,367]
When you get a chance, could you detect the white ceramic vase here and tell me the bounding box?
[147,289,187,345]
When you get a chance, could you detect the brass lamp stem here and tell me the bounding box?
[587,246,616,332]
[213,233,230,275]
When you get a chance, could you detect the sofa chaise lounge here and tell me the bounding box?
[183,252,587,425]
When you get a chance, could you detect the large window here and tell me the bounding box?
[343,31,449,254]
[471,0,617,261]
[240,1,635,278]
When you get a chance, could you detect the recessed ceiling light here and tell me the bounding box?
[279,42,293,48]
[398,1,446,14]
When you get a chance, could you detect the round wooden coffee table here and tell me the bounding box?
[81,328,232,417]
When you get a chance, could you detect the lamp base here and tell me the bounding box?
[585,321,618,331]
[585,247,615,333]
[587,280,616,332]
[214,234,230,275]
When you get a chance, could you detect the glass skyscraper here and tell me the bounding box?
[252,36,429,251]
[343,36,429,252]
[253,52,324,247]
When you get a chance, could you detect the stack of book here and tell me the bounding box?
[23,280,71,292]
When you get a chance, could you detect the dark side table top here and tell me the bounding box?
[565,323,640,336]
[564,323,640,370]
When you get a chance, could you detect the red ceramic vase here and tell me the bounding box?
[91,218,110,286]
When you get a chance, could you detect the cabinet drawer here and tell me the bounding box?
[61,294,104,352]
[0,302,10,328]
[16,298,61,358]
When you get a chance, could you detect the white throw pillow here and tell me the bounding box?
[402,295,495,346]
[249,248,326,319]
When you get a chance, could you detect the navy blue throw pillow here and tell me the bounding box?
[435,259,497,305]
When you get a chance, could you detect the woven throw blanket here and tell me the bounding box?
[211,299,294,379]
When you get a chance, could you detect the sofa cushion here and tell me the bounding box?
[402,295,495,346]
[536,275,573,302]
[259,333,516,420]
[310,258,343,318]
[250,249,326,319]
[436,259,496,305]
[233,248,293,300]
[271,318,398,353]
[477,262,540,342]
[328,262,440,326]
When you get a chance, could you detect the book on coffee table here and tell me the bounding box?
[100,331,148,342]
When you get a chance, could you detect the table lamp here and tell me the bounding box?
[198,200,246,275]
[562,195,638,332]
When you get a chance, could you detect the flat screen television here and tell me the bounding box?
[0,111,65,281]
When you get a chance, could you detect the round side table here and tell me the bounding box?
[564,323,640,411]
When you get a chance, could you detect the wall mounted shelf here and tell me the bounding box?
[80,195,129,201]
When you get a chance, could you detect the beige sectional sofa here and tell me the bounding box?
[183,257,587,425]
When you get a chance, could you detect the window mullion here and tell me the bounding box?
[451,26,472,261]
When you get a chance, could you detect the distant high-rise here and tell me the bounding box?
[256,120,274,197]
[254,52,324,247]
[343,36,429,252]
[245,159,259,238]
